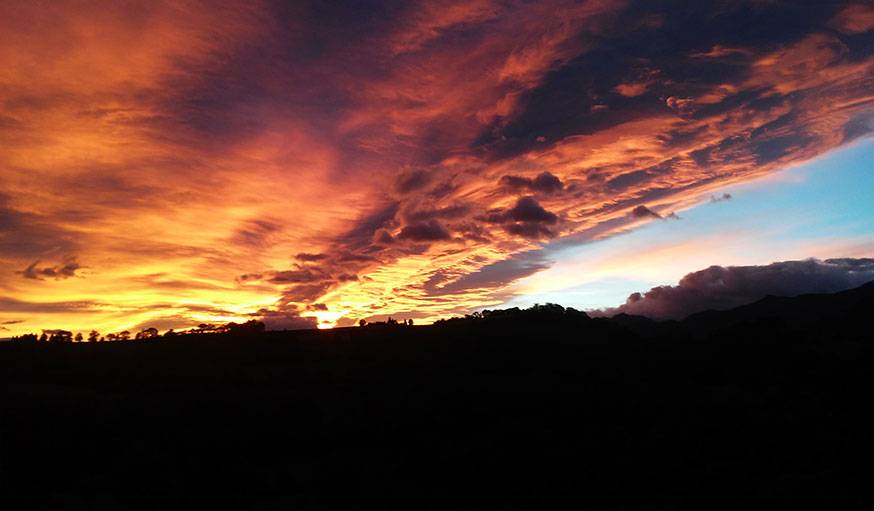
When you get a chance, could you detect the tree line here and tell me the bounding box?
[9,320,267,343]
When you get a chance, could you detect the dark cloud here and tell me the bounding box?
[0,297,102,314]
[268,268,329,284]
[752,133,815,166]
[710,193,733,203]
[397,219,451,241]
[608,170,653,190]
[395,169,432,194]
[631,205,662,219]
[0,320,24,332]
[842,110,874,143]
[231,219,282,248]
[424,251,551,296]
[499,171,563,194]
[596,258,874,320]
[18,257,83,280]
[630,205,679,221]
[480,197,559,239]
[253,307,318,331]
[236,273,263,283]
[280,282,335,302]
[296,252,326,262]
[475,1,849,161]
[0,194,79,258]
[506,197,558,224]
[373,229,395,245]
[402,204,469,223]
[343,202,399,248]
[504,222,555,239]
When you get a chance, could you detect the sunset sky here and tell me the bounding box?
[2,1,873,336]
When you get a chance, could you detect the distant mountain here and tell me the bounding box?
[679,279,874,337]
[607,280,874,338]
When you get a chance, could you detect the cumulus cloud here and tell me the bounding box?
[596,258,874,320]
[480,196,559,239]
[506,197,558,224]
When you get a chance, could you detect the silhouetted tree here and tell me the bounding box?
[74,332,83,342]
[118,330,131,341]
[136,327,159,340]
[38,332,47,342]
[88,330,100,342]
[359,319,367,327]
[164,329,177,337]
[46,330,72,343]
[224,320,265,335]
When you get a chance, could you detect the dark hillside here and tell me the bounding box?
[2,285,873,509]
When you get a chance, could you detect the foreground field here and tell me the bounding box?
[2,284,873,509]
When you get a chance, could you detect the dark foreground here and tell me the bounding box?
[2,283,874,509]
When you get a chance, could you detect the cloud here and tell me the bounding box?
[253,307,318,331]
[630,205,679,221]
[596,258,874,320]
[710,193,733,202]
[479,196,559,239]
[296,252,327,262]
[18,257,83,280]
[425,251,550,296]
[0,194,80,259]
[499,171,563,194]
[1,0,872,332]
[0,298,102,314]
[268,268,329,284]
[504,222,556,239]
[829,3,874,34]
[231,220,283,248]
[631,205,662,220]
[0,320,24,332]
[398,219,452,241]
[395,170,432,194]
[504,196,558,224]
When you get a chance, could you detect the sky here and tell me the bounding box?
[504,138,874,312]
[1,1,873,336]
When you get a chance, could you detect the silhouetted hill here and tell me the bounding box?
[2,285,873,509]
[679,279,874,337]
[606,312,678,338]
